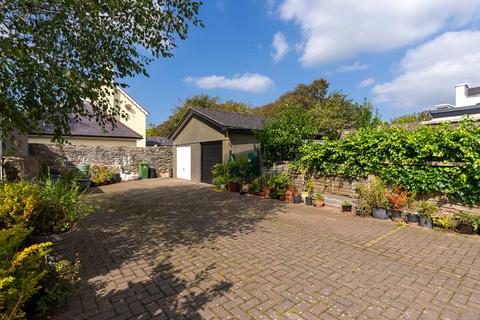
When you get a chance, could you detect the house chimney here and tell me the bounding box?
[455,83,469,107]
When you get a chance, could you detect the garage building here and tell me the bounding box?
[168,107,264,183]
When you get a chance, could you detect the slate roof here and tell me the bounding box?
[31,104,142,140]
[430,104,480,119]
[190,106,265,130]
[146,136,173,146]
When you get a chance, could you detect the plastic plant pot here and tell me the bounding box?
[372,208,388,220]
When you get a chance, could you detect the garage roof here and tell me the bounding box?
[169,106,265,139]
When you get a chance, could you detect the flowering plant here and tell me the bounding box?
[385,188,408,212]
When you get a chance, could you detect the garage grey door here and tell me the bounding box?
[201,141,223,184]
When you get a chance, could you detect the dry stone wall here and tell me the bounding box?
[29,143,173,177]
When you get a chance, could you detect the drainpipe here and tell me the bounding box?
[225,128,229,163]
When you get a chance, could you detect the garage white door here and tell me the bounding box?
[176,146,191,180]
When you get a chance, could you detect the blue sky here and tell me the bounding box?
[123,0,480,125]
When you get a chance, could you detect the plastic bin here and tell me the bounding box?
[138,161,149,179]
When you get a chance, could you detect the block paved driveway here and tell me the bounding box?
[55,178,480,320]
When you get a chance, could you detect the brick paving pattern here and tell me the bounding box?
[54,179,480,320]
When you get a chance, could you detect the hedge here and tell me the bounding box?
[295,120,480,205]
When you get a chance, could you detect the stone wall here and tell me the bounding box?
[3,156,40,181]
[29,143,173,177]
[266,163,480,215]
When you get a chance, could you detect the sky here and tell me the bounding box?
[123,0,480,125]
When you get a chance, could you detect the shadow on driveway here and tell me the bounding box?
[57,179,286,319]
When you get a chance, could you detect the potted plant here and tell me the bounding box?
[293,192,302,204]
[342,201,353,212]
[358,177,388,219]
[267,173,288,200]
[305,178,314,206]
[285,184,297,203]
[432,210,455,230]
[226,178,240,192]
[262,175,274,198]
[312,193,325,207]
[240,183,250,195]
[212,174,228,191]
[250,176,262,195]
[417,200,436,229]
[452,211,479,235]
[386,188,408,222]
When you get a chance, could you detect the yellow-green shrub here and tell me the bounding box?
[0,225,50,320]
[0,183,42,230]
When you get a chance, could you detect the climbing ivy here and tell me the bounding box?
[295,120,480,205]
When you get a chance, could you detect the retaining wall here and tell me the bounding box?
[29,143,173,177]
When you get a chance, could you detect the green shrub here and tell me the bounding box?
[296,119,480,205]
[0,182,43,230]
[212,157,256,186]
[355,177,388,216]
[32,260,80,319]
[416,200,438,219]
[90,165,119,184]
[0,180,93,236]
[312,192,324,200]
[0,225,50,320]
[268,174,289,196]
[452,211,480,231]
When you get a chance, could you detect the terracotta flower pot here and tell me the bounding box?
[262,187,271,198]
[227,182,239,192]
[29,226,78,262]
[313,199,324,207]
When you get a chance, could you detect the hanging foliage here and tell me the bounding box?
[295,120,480,205]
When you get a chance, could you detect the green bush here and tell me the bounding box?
[0,182,42,230]
[0,225,50,320]
[32,260,80,319]
[296,120,480,205]
[211,157,256,186]
[0,179,92,236]
[355,177,388,216]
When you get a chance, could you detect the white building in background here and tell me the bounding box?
[424,83,480,124]
[29,87,148,147]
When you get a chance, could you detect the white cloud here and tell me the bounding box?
[271,32,289,62]
[373,31,480,109]
[337,62,369,72]
[359,78,376,88]
[277,0,480,66]
[184,73,274,93]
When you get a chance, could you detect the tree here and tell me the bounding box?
[255,104,318,166]
[254,79,329,116]
[312,93,381,139]
[390,111,432,125]
[147,94,252,137]
[0,0,203,142]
